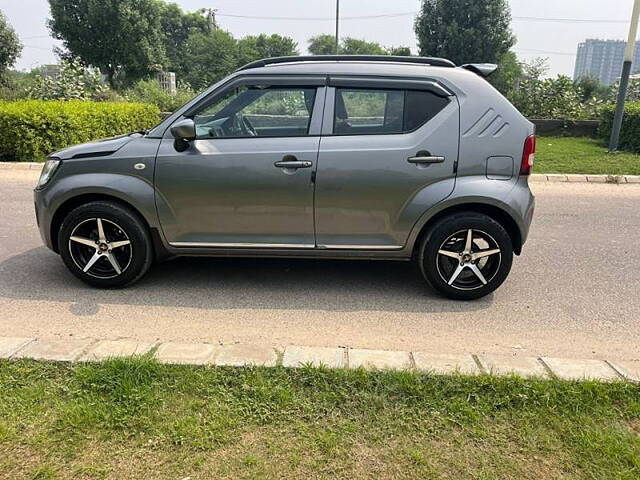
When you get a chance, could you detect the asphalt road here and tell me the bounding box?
[1,169,639,360]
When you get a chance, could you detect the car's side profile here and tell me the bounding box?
[34,55,535,300]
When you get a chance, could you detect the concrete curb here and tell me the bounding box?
[1,336,637,383]
[530,173,640,184]
[2,162,639,184]
[0,162,45,170]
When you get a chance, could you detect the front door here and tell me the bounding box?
[315,81,459,249]
[155,80,325,248]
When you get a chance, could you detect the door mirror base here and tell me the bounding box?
[170,118,196,152]
[173,138,190,152]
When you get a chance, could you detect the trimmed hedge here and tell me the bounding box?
[600,101,640,153]
[0,100,161,161]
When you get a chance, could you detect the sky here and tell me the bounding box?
[1,0,638,77]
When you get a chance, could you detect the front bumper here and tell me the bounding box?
[34,188,56,252]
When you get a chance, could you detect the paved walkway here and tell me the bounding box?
[2,336,639,383]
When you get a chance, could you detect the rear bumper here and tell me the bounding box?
[513,176,535,248]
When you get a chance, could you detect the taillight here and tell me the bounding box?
[520,135,536,175]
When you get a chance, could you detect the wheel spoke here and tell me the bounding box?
[109,240,131,249]
[105,252,122,274]
[96,218,107,242]
[468,263,487,285]
[472,248,500,261]
[83,252,102,272]
[70,236,96,248]
[464,229,473,252]
[438,249,460,259]
[447,264,465,285]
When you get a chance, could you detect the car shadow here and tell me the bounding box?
[0,247,493,313]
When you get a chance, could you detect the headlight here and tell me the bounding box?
[36,158,61,188]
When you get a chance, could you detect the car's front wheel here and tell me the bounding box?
[58,201,153,288]
[419,212,514,300]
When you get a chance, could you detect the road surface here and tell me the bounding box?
[1,168,639,360]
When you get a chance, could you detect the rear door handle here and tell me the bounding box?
[408,155,445,164]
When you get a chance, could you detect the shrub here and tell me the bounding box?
[124,79,195,113]
[600,101,640,153]
[0,100,160,161]
[27,59,109,101]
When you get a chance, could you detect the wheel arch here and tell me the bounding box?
[50,193,168,260]
[410,201,523,257]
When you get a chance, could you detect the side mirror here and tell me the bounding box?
[170,118,196,152]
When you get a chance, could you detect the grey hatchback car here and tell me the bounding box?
[34,55,535,300]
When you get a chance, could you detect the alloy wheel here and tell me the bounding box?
[435,229,501,290]
[68,218,132,279]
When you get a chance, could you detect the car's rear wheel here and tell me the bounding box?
[58,201,153,288]
[419,212,513,300]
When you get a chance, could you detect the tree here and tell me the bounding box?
[48,0,167,87]
[0,10,22,81]
[341,38,387,55]
[574,76,608,102]
[308,35,408,56]
[387,46,412,56]
[308,34,338,55]
[237,34,298,64]
[414,0,515,66]
[159,4,209,74]
[179,29,239,90]
[489,51,523,96]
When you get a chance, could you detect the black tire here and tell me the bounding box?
[58,201,153,288]
[419,212,513,300]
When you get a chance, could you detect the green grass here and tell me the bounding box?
[536,136,640,175]
[1,357,639,479]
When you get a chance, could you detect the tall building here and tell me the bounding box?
[574,39,640,85]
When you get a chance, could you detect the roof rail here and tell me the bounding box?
[238,55,456,71]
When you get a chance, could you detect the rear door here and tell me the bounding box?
[314,77,459,249]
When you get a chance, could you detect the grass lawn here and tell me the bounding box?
[536,136,640,175]
[1,358,639,479]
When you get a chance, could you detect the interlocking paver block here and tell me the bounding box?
[215,344,277,367]
[155,342,217,365]
[0,337,34,358]
[542,357,620,381]
[349,349,411,370]
[608,360,640,382]
[80,339,155,361]
[478,354,548,378]
[413,352,479,375]
[282,346,344,368]
[14,337,95,362]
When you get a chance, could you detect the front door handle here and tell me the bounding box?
[408,154,445,164]
[274,155,312,169]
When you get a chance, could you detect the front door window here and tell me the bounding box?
[194,86,317,139]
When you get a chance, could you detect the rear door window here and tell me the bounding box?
[333,87,449,135]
